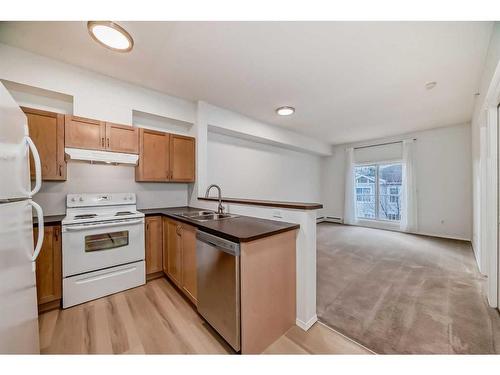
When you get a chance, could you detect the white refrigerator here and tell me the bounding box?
[0,82,44,354]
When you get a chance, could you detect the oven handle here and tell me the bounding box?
[64,219,144,231]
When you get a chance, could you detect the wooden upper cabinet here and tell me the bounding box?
[136,129,196,183]
[33,225,62,309]
[170,134,195,182]
[21,107,66,181]
[136,128,170,182]
[65,115,105,151]
[105,122,139,154]
[145,216,163,275]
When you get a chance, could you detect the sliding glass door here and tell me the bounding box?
[354,163,402,222]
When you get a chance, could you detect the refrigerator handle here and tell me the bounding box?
[29,200,44,262]
[25,136,42,196]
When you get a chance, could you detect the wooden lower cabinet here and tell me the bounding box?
[162,217,197,305]
[163,218,182,286]
[145,216,163,279]
[180,224,197,303]
[240,230,297,354]
[33,224,62,313]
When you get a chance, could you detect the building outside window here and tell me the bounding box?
[354,163,402,221]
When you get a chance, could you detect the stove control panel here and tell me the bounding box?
[67,193,137,207]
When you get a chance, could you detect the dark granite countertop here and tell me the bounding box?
[199,196,323,210]
[31,207,300,242]
[33,214,65,226]
[140,206,299,243]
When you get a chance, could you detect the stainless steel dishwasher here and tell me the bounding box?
[196,230,240,351]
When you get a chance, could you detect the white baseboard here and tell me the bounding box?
[317,217,343,224]
[296,314,318,331]
[415,231,471,242]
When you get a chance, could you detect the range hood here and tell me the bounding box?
[65,148,139,165]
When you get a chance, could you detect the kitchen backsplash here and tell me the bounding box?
[33,162,189,215]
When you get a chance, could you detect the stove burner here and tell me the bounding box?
[115,211,134,216]
[74,214,97,219]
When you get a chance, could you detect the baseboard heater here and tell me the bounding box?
[317,216,343,224]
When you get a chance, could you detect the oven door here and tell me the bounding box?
[62,218,145,277]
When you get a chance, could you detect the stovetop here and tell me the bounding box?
[62,193,144,225]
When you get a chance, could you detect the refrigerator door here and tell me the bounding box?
[0,82,42,200]
[0,200,41,354]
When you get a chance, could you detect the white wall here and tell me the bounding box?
[472,23,500,264]
[321,123,473,241]
[204,102,332,156]
[0,43,199,214]
[207,131,322,203]
[1,44,330,216]
[38,164,188,216]
[0,44,196,125]
[470,22,500,306]
[191,101,322,329]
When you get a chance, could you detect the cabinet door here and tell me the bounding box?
[162,217,169,274]
[22,107,66,181]
[165,219,182,286]
[136,128,170,181]
[145,216,163,275]
[181,223,197,304]
[65,115,105,150]
[170,134,195,182]
[33,225,62,306]
[105,122,139,154]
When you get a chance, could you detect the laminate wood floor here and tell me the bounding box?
[39,277,371,354]
[263,323,373,354]
[39,278,233,354]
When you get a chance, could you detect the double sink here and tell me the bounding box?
[174,210,238,222]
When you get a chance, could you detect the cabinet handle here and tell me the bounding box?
[59,164,62,176]
[107,138,110,148]
[101,137,105,147]
[54,227,59,241]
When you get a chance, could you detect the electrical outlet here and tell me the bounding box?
[272,210,283,219]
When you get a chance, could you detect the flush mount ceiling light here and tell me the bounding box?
[425,81,437,90]
[276,106,295,116]
[87,21,134,52]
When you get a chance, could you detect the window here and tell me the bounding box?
[355,163,402,221]
[85,230,129,252]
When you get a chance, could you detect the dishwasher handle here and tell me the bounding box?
[196,230,240,256]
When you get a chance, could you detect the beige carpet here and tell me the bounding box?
[317,223,500,354]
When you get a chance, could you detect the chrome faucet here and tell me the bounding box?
[205,184,224,214]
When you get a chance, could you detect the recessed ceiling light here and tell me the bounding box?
[87,21,134,52]
[276,106,295,116]
[425,81,437,90]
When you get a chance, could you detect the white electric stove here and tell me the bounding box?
[62,193,145,308]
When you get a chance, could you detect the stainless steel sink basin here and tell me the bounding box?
[174,211,238,222]
[180,210,215,218]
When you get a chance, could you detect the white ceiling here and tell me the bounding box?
[0,21,493,144]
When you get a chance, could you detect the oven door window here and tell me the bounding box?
[85,230,129,252]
